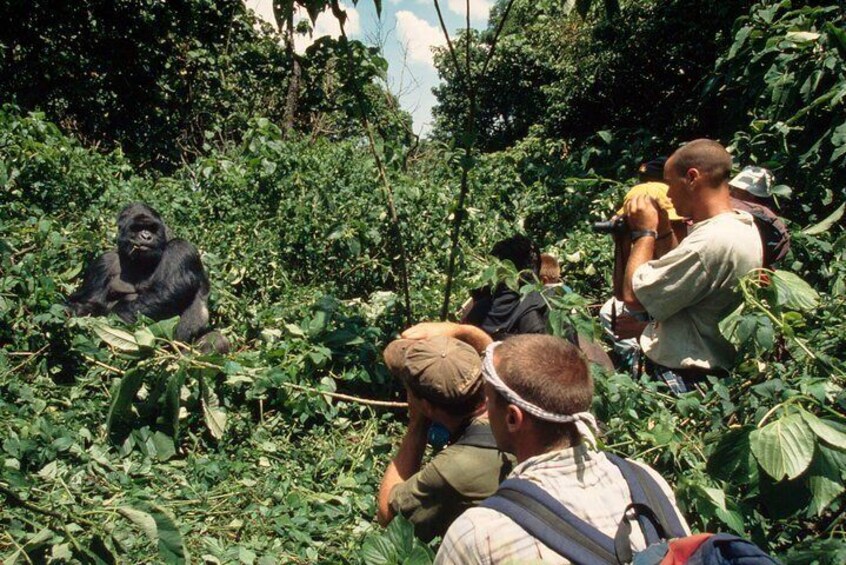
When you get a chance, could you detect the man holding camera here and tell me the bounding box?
[621,139,762,393]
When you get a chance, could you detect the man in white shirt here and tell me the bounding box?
[621,139,762,393]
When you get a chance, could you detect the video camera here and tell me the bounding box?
[592,216,627,235]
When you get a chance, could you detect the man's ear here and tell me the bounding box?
[419,398,436,419]
[505,405,524,433]
[685,167,700,186]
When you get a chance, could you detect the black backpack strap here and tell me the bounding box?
[614,503,669,564]
[606,454,687,541]
[480,478,617,564]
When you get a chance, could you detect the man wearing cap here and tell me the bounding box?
[435,333,688,563]
[621,139,763,393]
[376,325,515,542]
[599,161,687,372]
[729,166,791,268]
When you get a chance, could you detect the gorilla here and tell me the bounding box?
[68,203,228,352]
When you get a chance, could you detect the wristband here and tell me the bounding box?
[656,230,672,240]
[631,230,658,242]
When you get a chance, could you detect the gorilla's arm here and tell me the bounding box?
[114,239,210,339]
[67,252,121,316]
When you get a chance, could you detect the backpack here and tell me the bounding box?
[480,453,778,565]
[731,199,790,268]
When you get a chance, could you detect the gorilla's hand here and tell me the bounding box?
[107,278,137,301]
[112,300,138,324]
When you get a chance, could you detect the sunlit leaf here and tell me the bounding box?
[808,444,846,515]
[800,409,846,449]
[770,270,820,311]
[119,504,189,563]
[750,414,816,480]
[803,202,844,235]
[93,322,139,352]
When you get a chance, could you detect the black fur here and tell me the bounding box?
[68,203,224,350]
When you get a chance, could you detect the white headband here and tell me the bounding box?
[482,341,598,449]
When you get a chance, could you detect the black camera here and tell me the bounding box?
[593,216,627,235]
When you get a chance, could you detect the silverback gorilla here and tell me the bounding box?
[68,203,228,353]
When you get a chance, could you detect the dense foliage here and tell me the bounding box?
[2,0,845,562]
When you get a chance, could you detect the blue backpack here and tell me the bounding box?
[480,454,778,564]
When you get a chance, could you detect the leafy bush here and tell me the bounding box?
[3,0,846,561]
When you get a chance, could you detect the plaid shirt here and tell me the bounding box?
[435,444,689,565]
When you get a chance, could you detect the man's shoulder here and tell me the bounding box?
[431,441,513,494]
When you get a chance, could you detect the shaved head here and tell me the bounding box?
[669,139,733,187]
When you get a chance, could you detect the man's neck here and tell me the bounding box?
[513,434,577,464]
[690,184,734,223]
[439,405,486,435]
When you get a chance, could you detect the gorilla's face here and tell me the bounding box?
[117,203,167,265]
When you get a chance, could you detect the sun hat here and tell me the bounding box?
[729,166,775,198]
[616,182,684,221]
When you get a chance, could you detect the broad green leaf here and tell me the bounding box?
[118,506,158,539]
[386,514,415,557]
[106,369,144,442]
[200,378,227,440]
[718,304,744,344]
[785,31,820,43]
[808,444,846,515]
[148,504,189,563]
[160,370,187,441]
[7,527,54,563]
[770,270,820,310]
[825,21,846,58]
[148,316,180,340]
[284,322,306,337]
[93,322,139,352]
[151,431,177,461]
[360,533,396,565]
[803,202,844,235]
[119,504,189,564]
[708,427,757,482]
[403,545,435,565]
[750,413,816,480]
[134,327,156,349]
[800,409,846,449]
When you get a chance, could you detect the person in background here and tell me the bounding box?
[621,139,762,393]
[376,324,515,542]
[540,253,562,286]
[434,332,689,564]
[463,235,565,340]
[599,160,687,372]
[729,166,791,268]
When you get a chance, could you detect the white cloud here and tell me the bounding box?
[245,0,275,26]
[395,10,446,67]
[244,0,361,53]
[446,0,492,22]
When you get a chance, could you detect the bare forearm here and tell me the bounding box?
[454,324,493,352]
[654,231,678,258]
[401,322,493,353]
[622,238,655,312]
[376,421,428,526]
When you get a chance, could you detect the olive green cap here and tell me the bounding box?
[383,336,482,406]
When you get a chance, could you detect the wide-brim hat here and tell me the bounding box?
[729,166,775,198]
[383,336,482,405]
[616,182,684,221]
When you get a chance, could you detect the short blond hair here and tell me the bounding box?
[539,254,560,285]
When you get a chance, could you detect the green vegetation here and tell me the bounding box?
[1,0,845,562]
